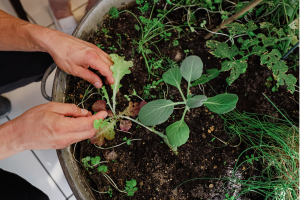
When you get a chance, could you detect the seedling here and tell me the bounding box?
[98,165,108,172]
[101,28,111,39]
[123,137,132,145]
[125,179,138,196]
[225,193,235,200]
[107,185,113,197]
[97,44,105,49]
[136,0,150,13]
[116,33,122,49]
[160,31,172,41]
[82,156,101,170]
[109,45,117,51]
[245,154,259,165]
[108,6,119,19]
[139,56,238,148]
[172,40,179,46]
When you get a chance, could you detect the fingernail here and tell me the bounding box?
[104,112,108,118]
[94,82,102,88]
[81,109,88,114]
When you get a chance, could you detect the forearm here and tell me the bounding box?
[0,121,22,161]
[0,10,56,52]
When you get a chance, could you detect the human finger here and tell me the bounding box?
[74,66,104,88]
[48,102,90,117]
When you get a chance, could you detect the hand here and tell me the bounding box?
[45,31,114,88]
[9,102,107,151]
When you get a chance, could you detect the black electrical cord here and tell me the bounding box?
[280,42,299,60]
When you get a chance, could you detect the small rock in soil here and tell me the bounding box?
[209,184,214,188]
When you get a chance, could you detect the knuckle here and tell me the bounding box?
[70,104,80,114]
[55,137,70,148]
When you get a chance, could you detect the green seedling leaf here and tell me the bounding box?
[91,119,117,146]
[172,40,179,46]
[98,165,108,172]
[192,68,219,85]
[180,56,203,83]
[125,179,138,196]
[139,99,176,126]
[186,95,207,108]
[162,67,182,90]
[207,41,240,59]
[203,93,238,114]
[166,120,190,147]
[91,156,101,165]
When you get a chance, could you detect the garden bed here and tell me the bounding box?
[65,1,299,199]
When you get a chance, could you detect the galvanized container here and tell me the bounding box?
[41,0,134,199]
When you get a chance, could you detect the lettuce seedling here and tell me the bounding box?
[139,55,238,148]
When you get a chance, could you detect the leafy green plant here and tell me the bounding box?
[108,45,117,51]
[136,0,150,13]
[245,154,259,165]
[82,156,101,170]
[160,31,172,41]
[172,40,179,46]
[125,179,138,196]
[139,56,238,148]
[206,21,297,93]
[123,137,132,145]
[98,165,108,172]
[97,44,105,49]
[116,33,122,49]
[102,28,111,38]
[108,6,119,19]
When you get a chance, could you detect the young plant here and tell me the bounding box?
[139,55,238,148]
[108,45,117,51]
[81,156,101,170]
[125,179,138,196]
[108,6,119,19]
[97,44,105,49]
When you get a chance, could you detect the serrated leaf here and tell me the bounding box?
[246,20,258,31]
[180,56,203,83]
[162,67,182,90]
[139,99,176,126]
[192,68,219,85]
[203,93,238,114]
[226,23,247,35]
[220,60,247,85]
[186,95,207,108]
[110,54,133,112]
[91,120,116,146]
[240,38,259,50]
[166,120,190,147]
[251,46,267,55]
[207,41,241,59]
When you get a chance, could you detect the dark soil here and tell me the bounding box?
[65,1,299,199]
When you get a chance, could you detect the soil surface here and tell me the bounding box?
[65,1,299,199]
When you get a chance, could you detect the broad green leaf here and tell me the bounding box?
[110,54,133,112]
[180,56,203,82]
[91,119,116,146]
[166,120,190,147]
[221,60,247,85]
[240,38,259,50]
[186,95,207,108]
[204,93,238,114]
[191,68,219,85]
[162,67,182,90]
[139,99,176,126]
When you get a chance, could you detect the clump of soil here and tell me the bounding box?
[65,1,299,199]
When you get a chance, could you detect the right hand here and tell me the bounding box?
[9,102,107,152]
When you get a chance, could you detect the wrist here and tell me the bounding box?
[0,120,23,160]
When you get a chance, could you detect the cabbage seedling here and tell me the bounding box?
[139,55,238,148]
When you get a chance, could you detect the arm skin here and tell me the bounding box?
[0,10,114,160]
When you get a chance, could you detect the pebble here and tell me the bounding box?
[208,129,211,133]
[202,133,206,139]
[209,184,214,188]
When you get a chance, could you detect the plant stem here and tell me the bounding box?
[121,116,178,154]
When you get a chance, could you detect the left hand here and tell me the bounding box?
[44,30,114,88]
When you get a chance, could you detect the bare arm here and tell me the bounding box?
[0,10,114,87]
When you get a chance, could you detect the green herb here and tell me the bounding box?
[123,137,132,145]
[97,44,105,49]
[109,45,117,51]
[98,165,108,172]
[108,6,119,19]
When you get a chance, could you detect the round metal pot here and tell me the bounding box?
[41,0,134,199]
